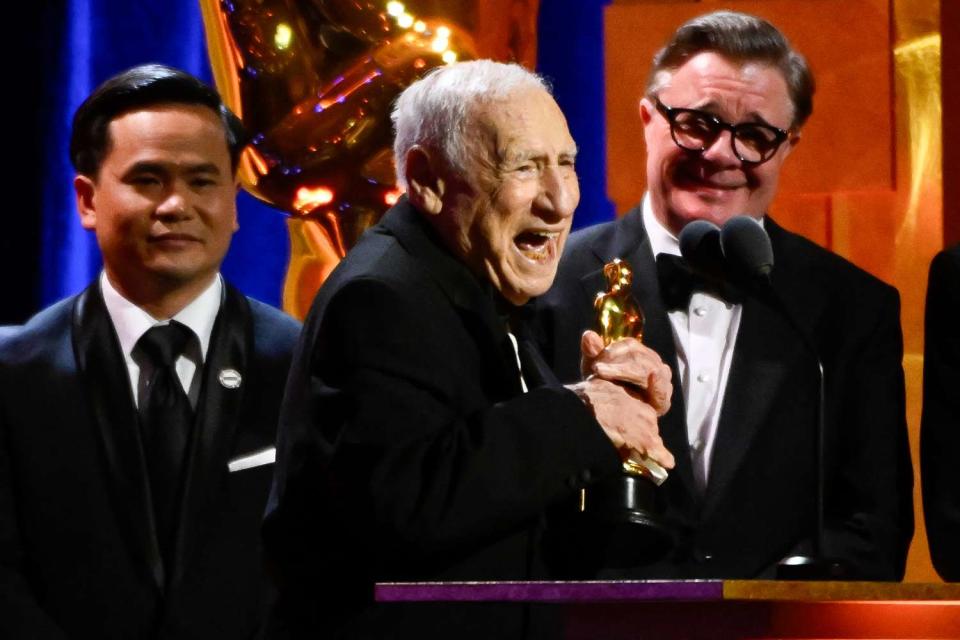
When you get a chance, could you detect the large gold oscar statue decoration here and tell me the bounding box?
[200,0,540,318]
[586,258,672,565]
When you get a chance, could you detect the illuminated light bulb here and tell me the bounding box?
[431,37,448,53]
[386,2,404,17]
[274,23,293,50]
[413,20,426,33]
[397,13,414,29]
[437,26,451,39]
[383,189,402,206]
[294,186,335,214]
[442,50,457,64]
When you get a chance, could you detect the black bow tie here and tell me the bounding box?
[656,253,744,310]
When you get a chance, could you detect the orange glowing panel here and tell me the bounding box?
[293,186,335,214]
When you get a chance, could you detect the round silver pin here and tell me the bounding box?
[219,368,242,389]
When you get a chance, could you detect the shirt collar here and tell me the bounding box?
[642,193,767,259]
[100,272,223,362]
[642,193,681,258]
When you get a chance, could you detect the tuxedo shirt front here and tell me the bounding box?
[643,199,742,491]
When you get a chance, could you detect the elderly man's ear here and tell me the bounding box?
[404,146,445,215]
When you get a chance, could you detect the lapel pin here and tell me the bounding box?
[219,368,242,389]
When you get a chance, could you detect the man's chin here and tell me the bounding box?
[498,278,555,307]
[667,197,744,231]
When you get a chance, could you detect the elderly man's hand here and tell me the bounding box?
[567,377,674,469]
[579,330,672,416]
[567,377,675,470]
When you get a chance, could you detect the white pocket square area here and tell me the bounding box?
[227,447,276,472]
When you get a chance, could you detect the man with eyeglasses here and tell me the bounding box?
[535,11,913,580]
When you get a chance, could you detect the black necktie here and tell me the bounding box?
[137,321,194,568]
[656,253,744,310]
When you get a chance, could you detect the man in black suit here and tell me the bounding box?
[922,244,960,581]
[0,64,300,638]
[536,11,913,580]
[264,60,675,638]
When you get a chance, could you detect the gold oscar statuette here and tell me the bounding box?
[595,259,668,485]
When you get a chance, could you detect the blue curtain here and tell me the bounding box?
[29,0,611,318]
[39,0,289,311]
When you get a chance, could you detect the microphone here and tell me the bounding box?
[705,215,844,579]
[719,216,773,281]
[678,217,769,295]
[678,219,721,267]
[677,219,725,282]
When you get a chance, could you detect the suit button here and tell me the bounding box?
[692,549,713,563]
[580,469,593,483]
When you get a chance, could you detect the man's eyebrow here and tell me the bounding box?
[501,147,579,164]
[183,162,223,175]
[688,100,780,128]
[122,161,167,176]
[123,161,223,175]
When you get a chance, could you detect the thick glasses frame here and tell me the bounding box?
[653,98,790,165]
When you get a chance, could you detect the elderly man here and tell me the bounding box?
[0,65,300,638]
[536,11,913,580]
[264,60,674,638]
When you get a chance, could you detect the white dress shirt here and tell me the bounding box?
[506,331,529,393]
[100,272,223,409]
[643,198,742,492]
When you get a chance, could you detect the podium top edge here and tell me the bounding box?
[374,580,960,603]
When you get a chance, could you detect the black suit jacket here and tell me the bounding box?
[264,199,621,639]
[535,205,913,580]
[0,281,300,639]
[921,244,960,581]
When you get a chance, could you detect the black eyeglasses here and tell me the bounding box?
[653,98,790,165]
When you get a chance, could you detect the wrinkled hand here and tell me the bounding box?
[579,330,672,416]
[567,377,675,471]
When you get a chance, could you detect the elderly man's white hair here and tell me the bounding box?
[391,60,550,190]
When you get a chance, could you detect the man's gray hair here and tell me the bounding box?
[647,11,814,129]
[391,60,550,189]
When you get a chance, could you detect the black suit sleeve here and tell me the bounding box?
[0,392,70,639]
[280,277,619,576]
[922,248,960,581]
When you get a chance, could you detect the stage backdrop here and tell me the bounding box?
[9,0,947,583]
[14,0,610,321]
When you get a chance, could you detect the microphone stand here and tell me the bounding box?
[755,279,846,580]
[682,217,846,579]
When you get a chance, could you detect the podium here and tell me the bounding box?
[376,580,960,639]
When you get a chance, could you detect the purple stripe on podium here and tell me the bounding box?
[375,580,724,603]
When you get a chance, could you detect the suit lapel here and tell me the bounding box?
[72,285,165,591]
[583,208,699,500]
[514,313,562,390]
[700,295,791,516]
[170,284,251,586]
[384,199,522,399]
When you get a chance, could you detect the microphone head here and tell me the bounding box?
[720,216,774,278]
[678,219,722,276]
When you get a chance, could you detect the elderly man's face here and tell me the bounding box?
[640,52,797,235]
[443,88,579,305]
